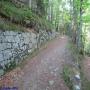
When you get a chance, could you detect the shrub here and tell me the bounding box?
[4,60,17,73]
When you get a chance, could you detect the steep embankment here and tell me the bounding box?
[0,1,53,32]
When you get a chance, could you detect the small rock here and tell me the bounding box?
[74,85,80,90]
[75,74,80,80]
[49,80,54,86]
[50,71,54,74]
[54,68,59,72]
[46,87,49,90]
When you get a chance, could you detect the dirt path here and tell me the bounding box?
[0,36,70,90]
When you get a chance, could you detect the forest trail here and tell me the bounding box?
[0,36,70,90]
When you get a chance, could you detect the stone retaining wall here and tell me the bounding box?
[0,30,57,66]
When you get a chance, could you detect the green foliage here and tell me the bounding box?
[0,20,25,31]
[68,41,83,62]
[0,1,53,31]
[4,60,17,73]
[36,0,46,16]
[85,42,90,56]
[85,36,90,56]
[62,66,73,90]
[83,15,90,23]
[0,1,36,23]
[82,0,90,55]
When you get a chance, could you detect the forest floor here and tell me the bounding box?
[81,56,90,90]
[83,56,90,81]
[0,36,71,90]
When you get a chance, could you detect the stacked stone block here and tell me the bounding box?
[0,30,57,66]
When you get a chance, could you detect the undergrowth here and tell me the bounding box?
[67,40,83,65]
[62,40,83,90]
[0,19,25,31]
[4,60,17,73]
[66,40,90,90]
[80,70,90,90]
[62,65,73,90]
[0,1,53,31]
